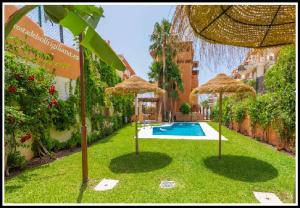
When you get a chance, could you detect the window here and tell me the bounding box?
[267,53,274,61]
[252,56,256,64]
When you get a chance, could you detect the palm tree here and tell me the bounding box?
[149,19,183,120]
[201,100,210,120]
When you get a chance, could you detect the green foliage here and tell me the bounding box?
[7,151,27,170]
[233,102,246,123]
[5,52,56,171]
[180,103,191,114]
[243,79,256,88]
[5,5,125,70]
[221,97,234,127]
[43,136,66,152]
[247,97,259,126]
[253,94,274,130]
[209,45,295,146]
[51,95,78,131]
[263,45,295,144]
[78,48,134,141]
[148,19,184,114]
[4,6,134,173]
[211,104,219,122]
[66,132,81,148]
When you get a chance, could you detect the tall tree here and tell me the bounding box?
[148,19,183,120]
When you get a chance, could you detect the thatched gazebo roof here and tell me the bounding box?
[105,75,165,96]
[105,75,165,156]
[172,5,295,48]
[190,73,256,160]
[190,73,256,103]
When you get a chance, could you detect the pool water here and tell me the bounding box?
[153,122,205,136]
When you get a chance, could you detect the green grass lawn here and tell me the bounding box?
[5,122,295,204]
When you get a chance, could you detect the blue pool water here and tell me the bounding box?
[153,122,205,136]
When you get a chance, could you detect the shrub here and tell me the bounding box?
[87,132,100,144]
[211,104,219,122]
[6,151,27,175]
[264,45,295,146]
[244,79,256,88]
[51,96,77,131]
[180,103,191,114]
[66,132,81,148]
[233,103,246,124]
[222,97,234,127]
[5,52,56,169]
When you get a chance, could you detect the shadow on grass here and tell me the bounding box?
[109,151,172,173]
[97,131,119,144]
[5,185,23,193]
[76,182,87,203]
[203,155,278,182]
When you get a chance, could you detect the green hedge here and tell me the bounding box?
[211,45,295,146]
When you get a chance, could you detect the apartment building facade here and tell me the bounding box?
[232,47,281,93]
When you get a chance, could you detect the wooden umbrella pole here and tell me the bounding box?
[218,92,223,160]
[79,33,88,183]
[135,94,139,155]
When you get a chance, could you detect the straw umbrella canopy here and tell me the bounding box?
[190,73,256,159]
[105,75,165,155]
[173,5,295,48]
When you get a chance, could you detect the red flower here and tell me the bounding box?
[20,133,32,143]
[8,86,17,93]
[49,85,56,95]
[51,98,58,105]
[49,98,58,108]
[28,75,35,81]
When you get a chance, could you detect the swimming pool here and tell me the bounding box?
[138,122,227,140]
[153,122,205,136]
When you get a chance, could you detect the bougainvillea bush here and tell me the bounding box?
[4,47,135,175]
[5,52,58,175]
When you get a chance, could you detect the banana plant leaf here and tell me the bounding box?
[5,5,125,71]
[4,5,37,38]
[80,27,124,70]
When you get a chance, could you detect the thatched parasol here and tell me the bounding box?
[173,5,295,48]
[105,75,165,96]
[190,73,256,159]
[171,5,295,72]
[105,75,165,155]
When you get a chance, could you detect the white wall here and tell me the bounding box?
[53,76,76,101]
[257,63,265,77]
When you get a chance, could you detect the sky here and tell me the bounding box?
[97,5,175,81]
[24,4,247,96]
[97,5,247,87]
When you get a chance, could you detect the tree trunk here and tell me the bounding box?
[218,92,223,160]
[5,167,10,176]
[79,33,88,183]
[252,124,256,138]
[162,38,167,122]
[135,95,139,155]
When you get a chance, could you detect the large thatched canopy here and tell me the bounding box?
[171,5,295,71]
[105,75,165,96]
[172,5,295,48]
[190,73,256,102]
